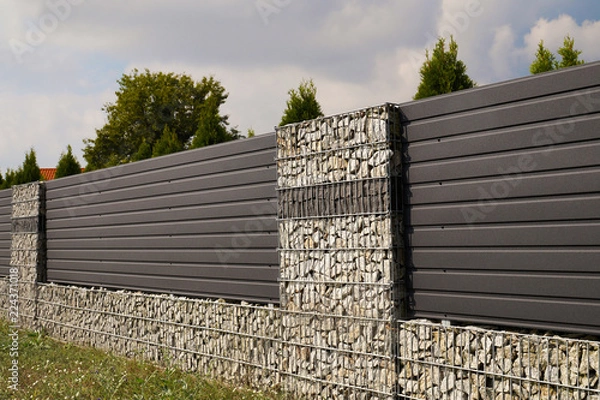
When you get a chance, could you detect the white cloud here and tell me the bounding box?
[489,25,519,79]
[483,14,600,82]
[1,1,599,174]
[0,90,109,171]
[523,14,600,63]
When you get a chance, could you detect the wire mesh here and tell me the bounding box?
[395,319,600,400]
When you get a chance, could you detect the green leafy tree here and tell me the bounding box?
[55,145,82,179]
[247,128,256,138]
[83,69,237,170]
[414,36,475,100]
[557,35,584,68]
[152,126,183,157]
[279,79,324,126]
[132,140,153,162]
[530,40,557,74]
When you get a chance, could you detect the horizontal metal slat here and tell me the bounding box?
[47,148,275,200]
[47,167,276,209]
[47,233,277,251]
[47,216,277,240]
[409,167,600,205]
[411,248,600,272]
[47,200,276,230]
[411,292,600,328]
[45,133,275,190]
[408,140,600,184]
[407,114,600,163]
[47,182,276,220]
[410,194,600,225]
[410,311,600,336]
[47,248,279,265]
[404,87,600,142]
[47,270,280,303]
[410,222,600,247]
[412,271,600,300]
[48,260,278,281]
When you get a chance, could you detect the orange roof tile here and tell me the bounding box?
[39,168,85,181]
[40,168,56,181]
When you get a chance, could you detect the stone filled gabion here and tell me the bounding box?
[276,105,401,316]
[276,105,400,188]
[35,284,281,387]
[10,183,44,328]
[397,320,600,400]
[276,105,402,399]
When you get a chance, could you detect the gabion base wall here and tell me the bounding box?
[397,320,600,400]
[0,280,599,399]
[34,285,280,386]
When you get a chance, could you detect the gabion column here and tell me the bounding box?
[10,183,45,329]
[276,104,404,398]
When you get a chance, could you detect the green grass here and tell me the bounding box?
[0,320,287,400]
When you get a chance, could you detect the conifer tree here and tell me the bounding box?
[18,148,41,184]
[279,79,324,126]
[55,145,83,179]
[530,40,557,74]
[414,36,475,100]
[152,126,183,157]
[557,35,584,68]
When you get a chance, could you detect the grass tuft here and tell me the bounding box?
[0,319,288,400]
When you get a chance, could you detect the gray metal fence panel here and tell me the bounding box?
[401,62,600,335]
[0,189,12,277]
[45,133,279,303]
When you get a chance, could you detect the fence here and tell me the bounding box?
[44,133,278,303]
[401,62,600,335]
[0,62,599,399]
[0,189,11,277]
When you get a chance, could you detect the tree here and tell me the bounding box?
[247,128,256,138]
[190,95,239,149]
[1,149,42,188]
[530,41,557,74]
[83,69,237,170]
[19,148,41,184]
[152,126,183,157]
[530,36,584,74]
[414,37,475,100]
[55,145,82,179]
[557,35,584,68]
[279,79,324,126]
[0,169,16,189]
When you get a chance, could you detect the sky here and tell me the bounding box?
[1,0,600,172]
